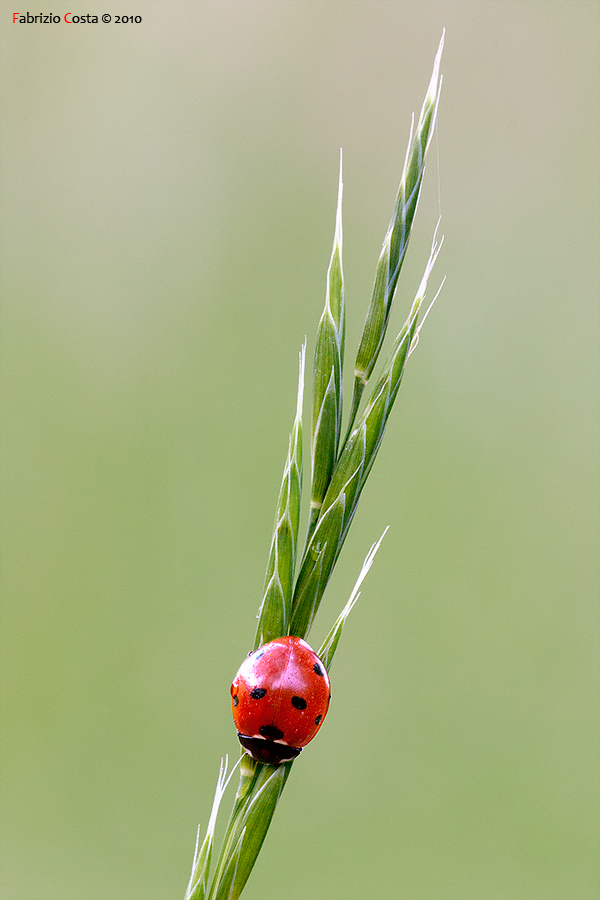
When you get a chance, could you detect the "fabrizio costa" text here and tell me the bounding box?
[13,13,142,23]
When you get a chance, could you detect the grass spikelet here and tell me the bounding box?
[290,226,442,639]
[309,152,345,539]
[318,527,389,671]
[254,344,305,648]
[345,29,444,439]
[185,756,240,900]
[207,759,292,900]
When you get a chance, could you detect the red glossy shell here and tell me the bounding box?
[231,636,330,750]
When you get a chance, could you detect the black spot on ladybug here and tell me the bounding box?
[313,662,324,676]
[259,724,284,741]
[250,688,267,699]
[314,714,322,725]
[233,695,239,707]
[291,696,307,710]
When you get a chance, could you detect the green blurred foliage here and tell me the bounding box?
[1,2,598,899]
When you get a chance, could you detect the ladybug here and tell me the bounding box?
[231,636,331,765]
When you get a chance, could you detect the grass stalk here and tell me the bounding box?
[184,31,445,900]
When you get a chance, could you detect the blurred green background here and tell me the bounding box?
[1,2,598,899]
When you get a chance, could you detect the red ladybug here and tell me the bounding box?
[231,636,331,765]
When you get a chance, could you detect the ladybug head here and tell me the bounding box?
[237,733,302,765]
